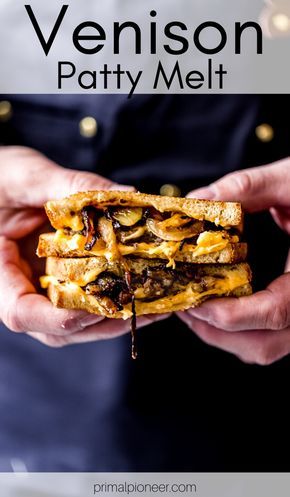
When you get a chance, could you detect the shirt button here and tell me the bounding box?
[0,101,13,122]
[79,116,98,138]
[255,123,274,143]
[160,184,181,197]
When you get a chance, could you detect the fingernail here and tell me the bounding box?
[109,184,136,192]
[151,312,172,321]
[187,307,210,320]
[176,311,192,327]
[136,316,151,328]
[138,312,172,324]
[79,314,104,329]
[187,187,216,200]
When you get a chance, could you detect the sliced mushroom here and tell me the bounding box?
[112,207,143,227]
[119,226,146,243]
[146,214,204,242]
[158,213,193,229]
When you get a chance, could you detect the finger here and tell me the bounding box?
[5,292,105,336]
[0,148,135,208]
[270,206,290,234]
[187,158,290,212]
[0,208,46,238]
[27,318,130,347]
[184,273,290,332]
[285,249,290,273]
[0,237,104,335]
[137,312,172,326]
[19,257,33,280]
[68,312,172,344]
[177,312,290,366]
[27,313,172,347]
[45,310,171,342]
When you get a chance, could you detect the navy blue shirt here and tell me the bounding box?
[0,95,289,471]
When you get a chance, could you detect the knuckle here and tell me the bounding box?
[250,340,277,366]
[239,353,273,367]
[5,309,23,333]
[236,353,256,365]
[94,176,114,190]
[228,171,254,197]
[0,236,7,250]
[236,337,279,367]
[238,350,273,366]
[210,308,236,331]
[264,302,289,331]
[67,171,112,194]
[0,236,13,255]
[41,335,67,348]
[66,171,87,193]
[254,349,276,367]
[0,238,19,266]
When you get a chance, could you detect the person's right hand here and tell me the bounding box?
[0,146,169,348]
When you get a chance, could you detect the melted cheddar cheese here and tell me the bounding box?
[53,229,238,266]
[41,265,249,318]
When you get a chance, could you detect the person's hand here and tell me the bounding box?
[177,158,290,365]
[0,146,170,347]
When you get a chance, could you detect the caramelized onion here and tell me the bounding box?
[113,207,143,227]
[146,214,204,241]
[98,217,121,261]
[81,207,99,251]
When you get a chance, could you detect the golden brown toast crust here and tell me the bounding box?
[45,190,243,230]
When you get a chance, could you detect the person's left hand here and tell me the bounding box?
[177,159,290,366]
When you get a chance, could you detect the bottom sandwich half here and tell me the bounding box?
[41,256,252,320]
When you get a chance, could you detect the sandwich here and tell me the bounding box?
[37,191,247,265]
[37,191,252,358]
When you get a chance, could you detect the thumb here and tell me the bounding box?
[187,158,290,212]
[25,161,135,207]
[1,148,134,208]
[46,165,135,201]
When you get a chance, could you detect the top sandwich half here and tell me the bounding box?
[37,191,246,266]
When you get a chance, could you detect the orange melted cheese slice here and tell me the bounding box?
[53,229,238,266]
[41,264,249,318]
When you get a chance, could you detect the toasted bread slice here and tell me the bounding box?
[47,281,252,319]
[45,191,243,230]
[37,232,247,264]
[44,256,250,285]
[42,261,252,319]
